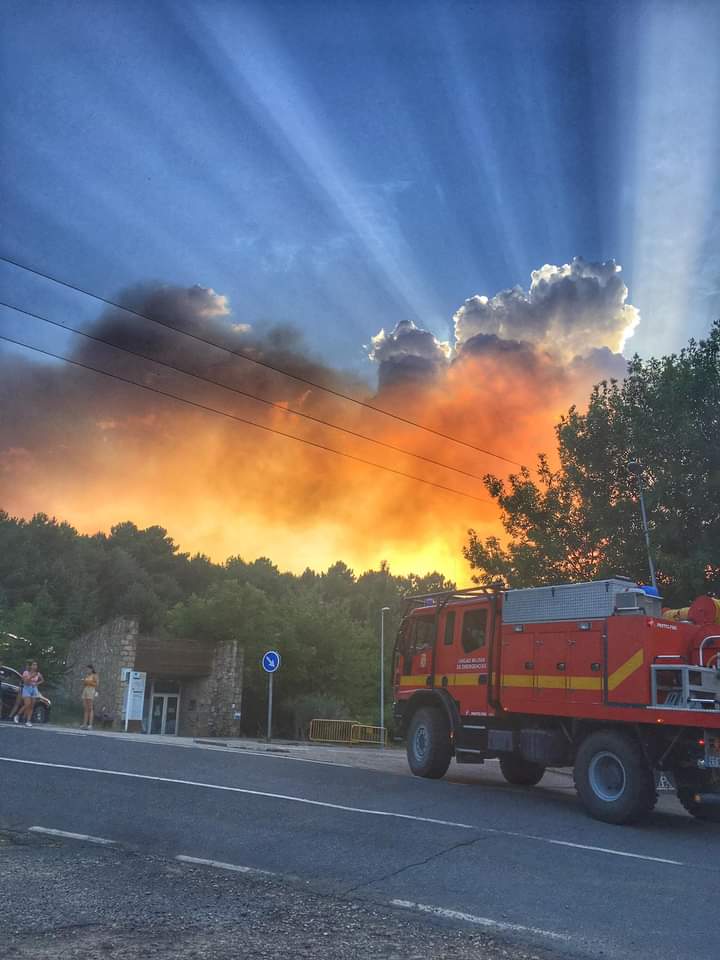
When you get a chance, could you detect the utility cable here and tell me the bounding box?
[0,299,491,485]
[0,254,521,466]
[0,332,495,505]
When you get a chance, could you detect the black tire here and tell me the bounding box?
[500,754,545,786]
[675,770,720,823]
[574,729,657,824]
[31,704,48,724]
[406,707,452,779]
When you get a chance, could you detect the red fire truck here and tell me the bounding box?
[392,579,720,824]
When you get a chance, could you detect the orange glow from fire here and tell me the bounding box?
[1,344,604,582]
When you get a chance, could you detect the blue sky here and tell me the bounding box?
[2,0,719,376]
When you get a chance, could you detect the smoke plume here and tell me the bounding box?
[0,258,637,581]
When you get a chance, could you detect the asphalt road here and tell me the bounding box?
[1,725,718,960]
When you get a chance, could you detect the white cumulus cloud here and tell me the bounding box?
[453,257,640,362]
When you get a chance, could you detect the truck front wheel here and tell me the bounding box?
[407,707,452,779]
[500,754,545,786]
[574,729,657,824]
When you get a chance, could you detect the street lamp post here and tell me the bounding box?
[628,461,657,591]
[380,607,390,744]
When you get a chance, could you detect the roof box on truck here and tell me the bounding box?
[502,579,645,624]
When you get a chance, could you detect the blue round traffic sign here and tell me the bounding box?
[262,650,281,673]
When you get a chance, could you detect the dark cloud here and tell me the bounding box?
[76,283,235,372]
[457,332,541,368]
[568,346,629,382]
[68,284,368,406]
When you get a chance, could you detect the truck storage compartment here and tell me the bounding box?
[503,579,640,623]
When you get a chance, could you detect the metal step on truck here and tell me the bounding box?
[392,578,720,824]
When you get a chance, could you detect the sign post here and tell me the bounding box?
[261,650,281,743]
[124,670,147,732]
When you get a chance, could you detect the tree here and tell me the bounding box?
[0,509,455,723]
[465,321,720,605]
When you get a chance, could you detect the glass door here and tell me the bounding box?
[150,695,165,734]
[148,683,181,735]
[164,695,179,735]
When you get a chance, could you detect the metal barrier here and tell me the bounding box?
[350,723,387,746]
[308,718,387,746]
[308,718,356,743]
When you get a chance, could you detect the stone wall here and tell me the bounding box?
[178,674,212,737]
[61,617,139,723]
[62,620,243,737]
[178,639,244,738]
[210,638,245,737]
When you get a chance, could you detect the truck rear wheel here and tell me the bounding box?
[574,729,657,824]
[499,754,545,786]
[407,707,452,779]
[675,770,720,823]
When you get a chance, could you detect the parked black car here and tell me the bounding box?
[0,665,52,723]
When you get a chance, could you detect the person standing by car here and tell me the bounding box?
[15,661,43,728]
[7,661,32,722]
[81,665,98,730]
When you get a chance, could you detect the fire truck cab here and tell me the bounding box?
[392,579,720,825]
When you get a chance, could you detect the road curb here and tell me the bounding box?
[193,739,292,754]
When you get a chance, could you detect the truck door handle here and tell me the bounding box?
[441,676,449,688]
[556,662,566,671]
[524,661,534,670]
[426,675,433,687]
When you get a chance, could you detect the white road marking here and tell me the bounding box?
[391,899,570,941]
[29,826,115,845]
[0,756,478,830]
[2,756,686,867]
[528,836,683,865]
[176,854,275,876]
[190,745,356,769]
[19,725,357,769]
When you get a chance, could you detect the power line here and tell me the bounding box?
[0,331,496,506]
[0,299,491,485]
[0,254,521,467]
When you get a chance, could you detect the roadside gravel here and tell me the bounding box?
[2,829,561,960]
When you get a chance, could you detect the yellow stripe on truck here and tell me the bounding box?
[501,674,535,688]
[502,650,644,692]
[402,650,644,695]
[454,674,482,686]
[608,648,644,691]
[502,675,602,690]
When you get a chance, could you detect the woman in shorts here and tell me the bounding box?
[16,661,43,728]
[81,664,99,730]
[8,660,32,722]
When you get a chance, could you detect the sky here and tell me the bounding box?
[1,0,719,580]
